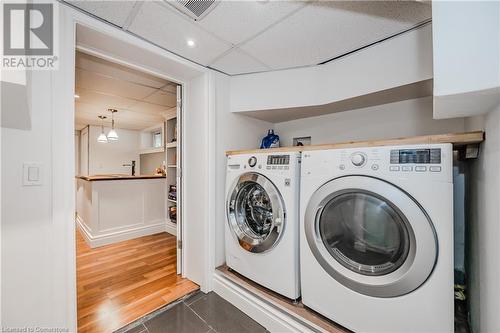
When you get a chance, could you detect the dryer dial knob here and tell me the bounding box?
[350,153,366,167]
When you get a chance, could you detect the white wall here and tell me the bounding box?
[75,130,80,175]
[432,1,499,97]
[274,97,465,146]
[432,1,500,119]
[183,73,210,288]
[466,108,500,333]
[1,4,212,331]
[230,23,432,115]
[213,73,273,267]
[1,68,75,329]
[140,152,164,175]
[88,125,140,175]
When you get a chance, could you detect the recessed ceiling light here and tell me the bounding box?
[186,39,196,48]
[74,94,80,99]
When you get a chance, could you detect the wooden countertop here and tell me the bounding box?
[226,131,485,156]
[77,174,166,181]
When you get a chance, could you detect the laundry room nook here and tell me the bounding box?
[211,2,495,332]
[2,1,500,333]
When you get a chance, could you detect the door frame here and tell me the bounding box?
[53,4,216,331]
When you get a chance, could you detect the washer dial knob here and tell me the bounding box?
[248,156,257,167]
[350,153,366,167]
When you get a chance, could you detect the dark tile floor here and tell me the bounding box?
[119,292,267,333]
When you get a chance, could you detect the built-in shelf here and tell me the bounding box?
[167,198,177,204]
[139,146,165,155]
[167,165,177,168]
[226,131,485,156]
[166,142,177,148]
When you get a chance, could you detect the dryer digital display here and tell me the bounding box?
[267,155,290,165]
[390,149,441,164]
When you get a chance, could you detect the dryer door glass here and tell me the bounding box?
[227,172,285,253]
[304,176,437,298]
[318,191,410,276]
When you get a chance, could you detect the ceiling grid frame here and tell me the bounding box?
[65,0,432,75]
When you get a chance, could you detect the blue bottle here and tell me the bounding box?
[260,130,280,149]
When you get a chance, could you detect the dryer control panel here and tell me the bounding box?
[390,148,441,164]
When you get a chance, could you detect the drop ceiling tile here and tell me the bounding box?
[76,69,157,100]
[210,49,270,75]
[127,1,232,65]
[161,84,178,94]
[197,0,307,45]
[75,88,137,110]
[69,0,137,27]
[128,100,169,114]
[143,90,177,107]
[76,52,169,89]
[240,1,431,70]
[75,104,164,130]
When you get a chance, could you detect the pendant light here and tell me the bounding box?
[97,115,108,143]
[107,109,119,141]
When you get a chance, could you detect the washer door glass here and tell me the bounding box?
[319,191,410,276]
[227,173,285,253]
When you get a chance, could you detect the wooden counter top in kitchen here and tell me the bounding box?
[226,131,485,156]
[77,174,166,181]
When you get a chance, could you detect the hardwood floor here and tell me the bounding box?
[76,230,199,333]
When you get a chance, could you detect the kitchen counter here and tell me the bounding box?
[77,174,165,181]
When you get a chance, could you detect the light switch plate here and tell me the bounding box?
[23,163,43,186]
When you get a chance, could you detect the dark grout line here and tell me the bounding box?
[185,303,216,332]
[184,293,207,307]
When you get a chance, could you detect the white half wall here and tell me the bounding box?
[274,97,466,146]
[466,107,500,333]
[230,23,432,116]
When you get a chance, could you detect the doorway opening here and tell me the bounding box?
[73,48,197,332]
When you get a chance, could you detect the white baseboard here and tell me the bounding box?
[165,219,177,236]
[212,272,327,333]
[76,215,167,248]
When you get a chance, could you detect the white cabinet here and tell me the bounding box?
[432,1,500,118]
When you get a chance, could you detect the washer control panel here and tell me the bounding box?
[266,154,291,170]
[350,152,367,167]
[248,156,257,167]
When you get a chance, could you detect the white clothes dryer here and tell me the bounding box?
[300,144,454,332]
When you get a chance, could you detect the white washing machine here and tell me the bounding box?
[225,152,301,300]
[300,144,454,332]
